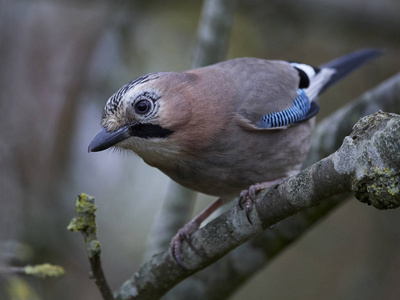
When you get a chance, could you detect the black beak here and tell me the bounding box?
[88,126,131,152]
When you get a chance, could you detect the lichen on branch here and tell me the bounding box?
[25,264,65,279]
[68,193,114,300]
[67,193,97,234]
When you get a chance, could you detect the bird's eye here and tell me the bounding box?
[134,99,152,114]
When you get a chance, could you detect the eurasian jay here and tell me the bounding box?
[89,49,382,266]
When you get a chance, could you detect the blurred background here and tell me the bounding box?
[0,0,399,299]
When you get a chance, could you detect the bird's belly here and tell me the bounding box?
[165,158,295,197]
[160,121,314,197]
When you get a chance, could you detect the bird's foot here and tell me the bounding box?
[170,220,200,269]
[169,198,223,269]
[238,183,266,224]
[238,179,287,223]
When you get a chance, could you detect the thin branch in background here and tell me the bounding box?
[191,0,238,68]
[144,0,239,260]
[114,110,400,299]
[0,264,65,279]
[67,194,114,300]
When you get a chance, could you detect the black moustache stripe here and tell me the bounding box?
[129,123,174,139]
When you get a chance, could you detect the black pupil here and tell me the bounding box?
[135,100,150,114]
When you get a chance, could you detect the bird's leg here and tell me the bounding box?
[238,178,287,223]
[171,197,223,269]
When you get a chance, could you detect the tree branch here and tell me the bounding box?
[164,71,400,299]
[305,72,400,167]
[114,110,400,299]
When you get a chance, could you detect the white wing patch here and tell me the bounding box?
[303,68,336,101]
[290,62,317,80]
[291,62,336,102]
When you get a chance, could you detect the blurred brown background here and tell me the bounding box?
[0,0,399,299]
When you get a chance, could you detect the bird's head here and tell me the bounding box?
[88,72,194,162]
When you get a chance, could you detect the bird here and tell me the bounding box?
[88,48,382,267]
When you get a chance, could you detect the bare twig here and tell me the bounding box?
[0,266,26,275]
[68,194,114,300]
[0,264,65,279]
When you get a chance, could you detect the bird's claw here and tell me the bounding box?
[238,185,259,224]
[239,181,282,223]
[170,221,200,269]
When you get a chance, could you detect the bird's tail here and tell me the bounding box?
[319,48,383,92]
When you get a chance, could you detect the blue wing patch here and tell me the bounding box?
[257,89,318,128]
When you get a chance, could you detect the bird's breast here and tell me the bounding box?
[148,119,315,197]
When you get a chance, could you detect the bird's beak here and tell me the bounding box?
[88,125,131,152]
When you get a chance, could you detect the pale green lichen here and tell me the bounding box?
[24,264,65,279]
[374,166,391,175]
[354,166,400,210]
[67,216,87,232]
[387,182,400,196]
[351,113,400,210]
[67,193,97,233]
[68,193,103,258]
